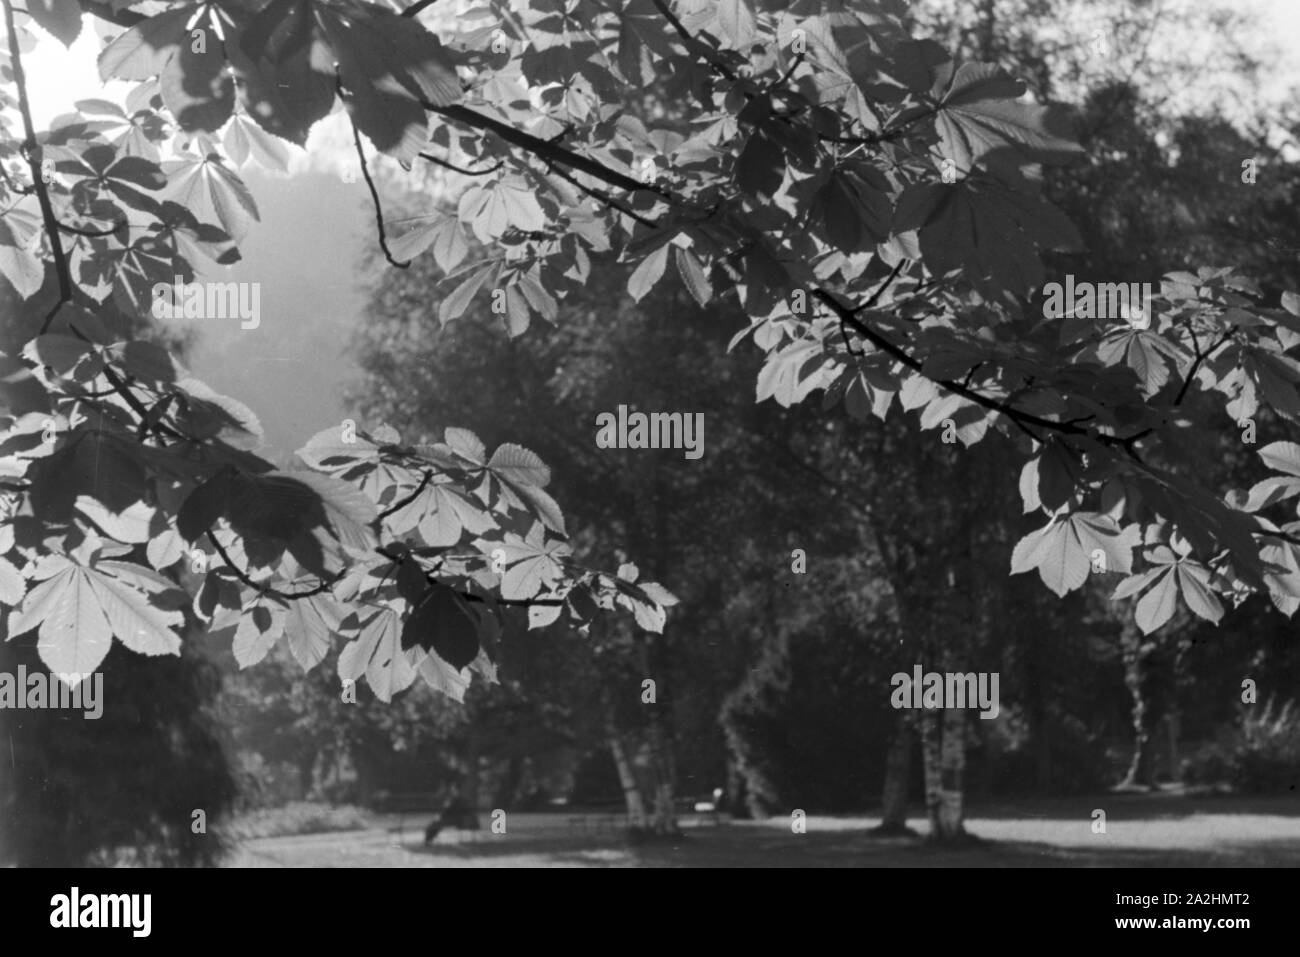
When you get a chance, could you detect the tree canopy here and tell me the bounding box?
[1,0,1299,709]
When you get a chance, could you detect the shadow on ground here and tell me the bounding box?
[226,793,1300,867]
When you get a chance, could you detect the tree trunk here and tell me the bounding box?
[1117,623,1155,789]
[1166,709,1181,783]
[645,709,678,835]
[878,711,912,833]
[921,709,967,840]
[639,630,679,835]
[607,726,649,829]
[935,708,966,839]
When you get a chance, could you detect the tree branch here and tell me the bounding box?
[813,288,1138,452]
[649,0,738,82]
[344,98,410,269]
[543,159,660,228]
[1173,326,1233,407]
[58,219,126,237]
[374,546,566,606]
[401,0,438,17]
[5,0,73,335]
[418,152,503,176]
[206,530,340,600]
[427,103,673,201]
[377,470,434,521]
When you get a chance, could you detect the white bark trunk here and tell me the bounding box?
[607,727,648,829]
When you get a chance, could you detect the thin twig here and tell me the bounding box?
[58,219,126,237]
[340,76,410,269]
[419,152,503,176]
[206,530,339,600]
[377,470,434,521]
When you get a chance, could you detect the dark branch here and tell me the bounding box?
[6,0,73,335]
[427,103,673,201]
[206,530,340,600]
[401,0,439,16]
[418,152,504,176]
[543,160,660,228]
[58,219,126,237]
[374,546,566,607]
[1173,326,1233,407]
[649,0,738,82]
[343,97,410,269]
[812,288,1140,453]
[378,470,434,521]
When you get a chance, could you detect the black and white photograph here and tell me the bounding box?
[0,0,1296,937]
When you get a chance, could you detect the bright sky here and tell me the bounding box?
[4,1,1299,459]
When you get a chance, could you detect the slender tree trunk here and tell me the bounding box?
[936,707,966,838]
[607,725,649,829]
[1166,710,1181,782]
[878,711,912,833]
[1118,623,1154,789]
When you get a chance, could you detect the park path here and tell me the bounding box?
[227,807,1300,867]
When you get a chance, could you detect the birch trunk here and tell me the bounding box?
[607,726,648,829]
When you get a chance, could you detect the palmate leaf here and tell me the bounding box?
[338,603,419,702]
[458,178,547,243]
[161,151,260,242]
[401,582,480,669]
[8,545,184,680]
[933,63,1085,170]
[1112,555,1224,634]
[1011,511,1139,597]
[894,175,1079,296]
[616,0,675,86]
[475,523,571,602]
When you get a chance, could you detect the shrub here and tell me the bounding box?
[1183,698,1300,794]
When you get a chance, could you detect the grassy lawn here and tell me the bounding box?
[225,793,1300,867]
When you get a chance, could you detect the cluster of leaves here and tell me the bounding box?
[0,0,675,697]
[1,322,674,693]
[4,0,1300,703]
